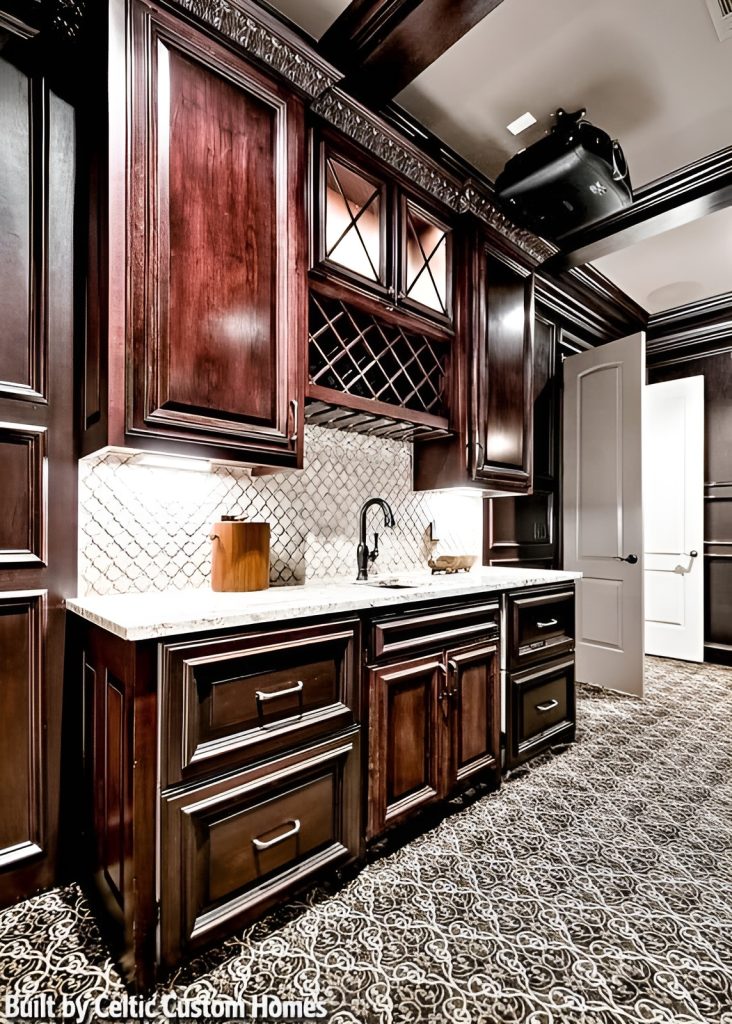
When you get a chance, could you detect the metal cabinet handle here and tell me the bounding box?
[252,818,301,851]
[447,659,459,698]
[255,680,304,704]
[536,699,559,713]
[613,554,638,564]
[288,398,299,444]
[537,618,558,629]
[689,550,698,558]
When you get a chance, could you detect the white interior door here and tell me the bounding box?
[563,333,645,696]
[644,377,704,661]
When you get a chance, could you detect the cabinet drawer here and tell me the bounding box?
[507,657,575,768]
[509,587,574,667]
[160,730,360,965]
[160,619,358,787]
[370,602,499,662]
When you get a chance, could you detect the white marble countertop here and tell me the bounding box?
[65,567,581,641]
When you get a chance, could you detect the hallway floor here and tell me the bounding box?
[1,657,731,1023]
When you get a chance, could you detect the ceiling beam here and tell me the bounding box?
[319,0,507,107]
[545,145,732,272]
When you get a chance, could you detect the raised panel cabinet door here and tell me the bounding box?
[0,38,76,907]
[127,2,306,462]
[367,654,445,838]
[444,640,500,791]
[472,250,534,492]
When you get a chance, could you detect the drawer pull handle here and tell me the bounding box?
[536,699,559,713]
[255,680,304,705]
[252,818,301,851]
[537,618,558,629]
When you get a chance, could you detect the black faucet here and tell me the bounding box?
[357,498,396,580]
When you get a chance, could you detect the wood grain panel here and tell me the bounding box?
[447,641,500,788]
[368,655,443,838]
[0,58,32,394]
[0,592,45,869]
[125,2,307,462]
[103,674,125,907]
[160,44,275,422]
[0,423,46,566]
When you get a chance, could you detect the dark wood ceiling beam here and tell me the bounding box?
[546,145,732,271]
[319,0,507,106]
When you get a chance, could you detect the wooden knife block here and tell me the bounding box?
[210,520,270,592]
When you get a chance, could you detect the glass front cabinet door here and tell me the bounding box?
[313,134,454,330]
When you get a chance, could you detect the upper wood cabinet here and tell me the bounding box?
[311,133,454,330]
[413,227,534,494]
[82,0,307,466]
[470,248,534,491]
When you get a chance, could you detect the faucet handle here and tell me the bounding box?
[369,532,379,564]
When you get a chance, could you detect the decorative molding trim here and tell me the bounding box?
[313,89,554,265]
[167,0,341,97]
[461,181,556,264]
[646,290,732,364]
[535,265,647,344]
[312,88,464,209]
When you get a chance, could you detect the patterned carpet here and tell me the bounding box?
[2,657,732,1024]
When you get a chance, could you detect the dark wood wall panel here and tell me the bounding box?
[0,593,45,868]
[0,57,43,401]
[0,32,77,905]
[102,674,125,907]
[0,424,47,566]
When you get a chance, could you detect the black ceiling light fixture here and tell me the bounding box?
[494,107,633,241]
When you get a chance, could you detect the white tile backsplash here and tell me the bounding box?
[78,425,484,596]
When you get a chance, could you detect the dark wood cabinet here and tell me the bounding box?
[0,31,77,906]
[82,0,307,466]
[413,230,535,494]
[366,602,500,839]
[311,132,454,330]
[76,613,362,989]
[504,584,576,769]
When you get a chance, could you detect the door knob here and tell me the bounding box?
[614,554,638,564]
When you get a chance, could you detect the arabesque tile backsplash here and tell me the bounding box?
[78,425,484,596]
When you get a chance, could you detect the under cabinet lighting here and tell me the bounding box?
[132,452,213,473]
[506,111,537,136]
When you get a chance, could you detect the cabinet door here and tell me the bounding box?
[127,2,306,463]
[367,654,445,838]
[472,250,534,492]
[399,194,453,327]
[445,640,500,791]
[316,139,390,300]
[507,656,575,768]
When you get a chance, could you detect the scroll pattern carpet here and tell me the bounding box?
[1,657,731,1023]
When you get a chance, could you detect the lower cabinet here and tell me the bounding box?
[367,635,500,839]
[160,729,360,967]
[505,583,576,769]
[506,656,575,768]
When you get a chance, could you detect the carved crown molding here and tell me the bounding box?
[312,89,555,263]
[461,183,556,265]
[312,89,464,210]
[168,0,340,98]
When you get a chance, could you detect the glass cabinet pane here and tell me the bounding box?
[324,158,383,284]
[403,202,450,316]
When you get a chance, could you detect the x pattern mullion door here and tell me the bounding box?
[323,157,386,288]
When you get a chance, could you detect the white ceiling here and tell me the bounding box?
[593,204,732,313]
[267,0,732,313]
[397,0,732,188]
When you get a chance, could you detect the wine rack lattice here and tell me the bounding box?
[308,292,448,419]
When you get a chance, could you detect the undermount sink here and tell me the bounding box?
[365,580,420,589]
